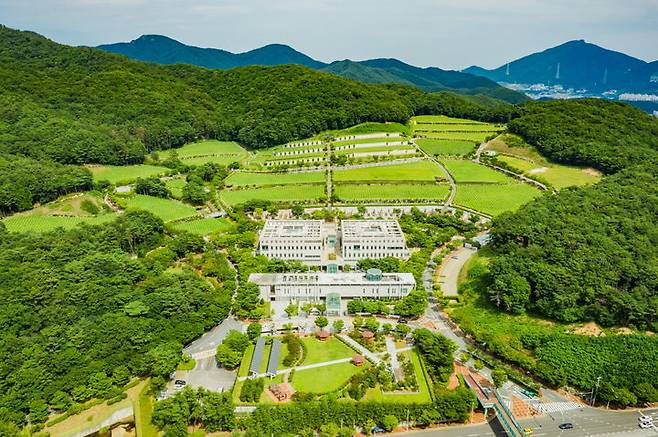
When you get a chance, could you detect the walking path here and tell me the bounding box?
[413,139,456,207]
[339,334,382,365]
[386,337,402,381]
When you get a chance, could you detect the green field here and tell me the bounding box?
[123,195,199,222]
[2,214,117,233]
[159,140,249,166]
[164,178,186,198]
[335,184,450,202]
[170,218,235,235]
[454,183,543,216]
[333,146,416,156]
[333,137,407,147]
[416,131,493,142]
[91,165,167,184]
[415,124,500,133]
[440,160,511,183]
[220,185,325,206]
[412,115,490,125]
[293,361,365,393]
[417,139,476,157]
[225,171,326,187]
[497,155,602,189]
[331,122,409,136]
[333,161,445,183]
[301,337,355,365]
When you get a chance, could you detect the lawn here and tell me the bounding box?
[497,155,602,189]
[134,381,158,437]
[416,131,493,142]
[414,124,501,133]
[2,213,117,233]
[225,171,326,187]
[334,184,450,202]
[417,139,476,157]
[454,183,543,216]
[440,160,511,184]
[164,177,186,198]
[122,195,200,222]
[412,115,491,125]
[333,160,445,183]
[333,137,407,147]
[301,336,356,366]
[170,218,235,235]
[159,140,249,165]
[333,146,416,156]
[238,345,255,378]
[331,122,409,136]
[90,164,168,184]
[220,185,325,206]
[293,361,365,393]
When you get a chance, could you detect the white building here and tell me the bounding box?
[249,269,416,306]
[257,220,324,264]
[341,220,410,264]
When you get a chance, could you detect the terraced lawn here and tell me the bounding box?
[333,160,445,182]
[333,145,416,156]
[293,361,365,393]
[454,183,543,216]
[170,218,235,235]
[334,184,450,202]
[413,115,491,124]
[159,140,249,165]
[416,131,493,142]
[497,155,602,189]
[333,137,406,147]
[122,195,200,222]
[220,185,325,206]
[417,139,476,157]
[164,178,186,198]
[225,171,326,187]
[301,337,355,366]
[91,165,168,184]
[2,214,118,233]
[440,160,511,183]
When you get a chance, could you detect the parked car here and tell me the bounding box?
[639,421,654,429]
[638,415,653,423]
[558,423,574,430]
[371,426,385,433]
[174,379,187,387]
[523,428,534,435]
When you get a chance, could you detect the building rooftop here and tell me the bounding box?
[248,271,415,286]
[260,219,323,239]
[341,220,404,239]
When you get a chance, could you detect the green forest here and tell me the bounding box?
[488,99,658,331]
[0,211,233,424]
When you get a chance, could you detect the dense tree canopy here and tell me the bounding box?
[489,99,658,330]
[0,211,232,424]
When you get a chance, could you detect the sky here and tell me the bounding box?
[2,0,657,70]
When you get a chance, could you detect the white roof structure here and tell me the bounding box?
[341,220,404,239]
[259,220,322,239]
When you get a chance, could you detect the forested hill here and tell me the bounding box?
[508,99,658,173]
[0,25,511,167]
[96,34,528,104]
[488,99,658,330]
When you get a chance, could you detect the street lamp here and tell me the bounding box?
[591,376,602,406]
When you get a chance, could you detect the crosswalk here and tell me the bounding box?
[529,401,583,414]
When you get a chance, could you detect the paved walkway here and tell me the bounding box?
[386,337,402,381]
[339,334,382,365]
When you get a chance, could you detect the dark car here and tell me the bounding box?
[174,379,187,386]
[558,423,574,430]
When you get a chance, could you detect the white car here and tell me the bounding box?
[639,421,654,429]
[638,415,652,423]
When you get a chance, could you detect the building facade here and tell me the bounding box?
[341,220,410,263]
[257,220,323,263]
[248,269,416,304]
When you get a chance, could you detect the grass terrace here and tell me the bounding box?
[220,185,325,207]
[2,214,117,233]
[417,139,476,157]
[332,137,407,147]
[416,131,494,142]
[333,160,445,183]
[454,183,542,216]
[301,336,355,365]
[164,177,186,198]
[292,361,366,394]
[225,171,326,187]
[413,115,491,124]
[335,184,450,202]
[333,145,416,156]
[158,140,249,166]
[90,164,168,185]
[440,160,511,184]
[122,195,200,222]
[170,218,235,236]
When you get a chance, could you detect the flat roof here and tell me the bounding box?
[249,271,415,286]
[341,220,404,239]
[260,219,322,239]
[267,339,281,376]
[249,337,266,375]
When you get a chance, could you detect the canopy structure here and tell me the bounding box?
[250,337,266,376]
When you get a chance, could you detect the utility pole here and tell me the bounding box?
[591,376,602,406]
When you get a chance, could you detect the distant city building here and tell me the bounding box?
[248,269,415,306]
[341,220,410,264]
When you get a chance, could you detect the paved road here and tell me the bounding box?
[408,407,658,437]
[178,356,236,392]
[436,247,477,297]
[184,316,243,357]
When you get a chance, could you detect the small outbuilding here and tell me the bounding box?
[317,330,330,341]
[269,383,294,401]
[352,355,365,366]
[361,330,375,341]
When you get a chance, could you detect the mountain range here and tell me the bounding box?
[97,35,528,104]
[464,40,658,103]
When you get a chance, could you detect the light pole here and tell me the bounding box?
[591,376,602,406]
